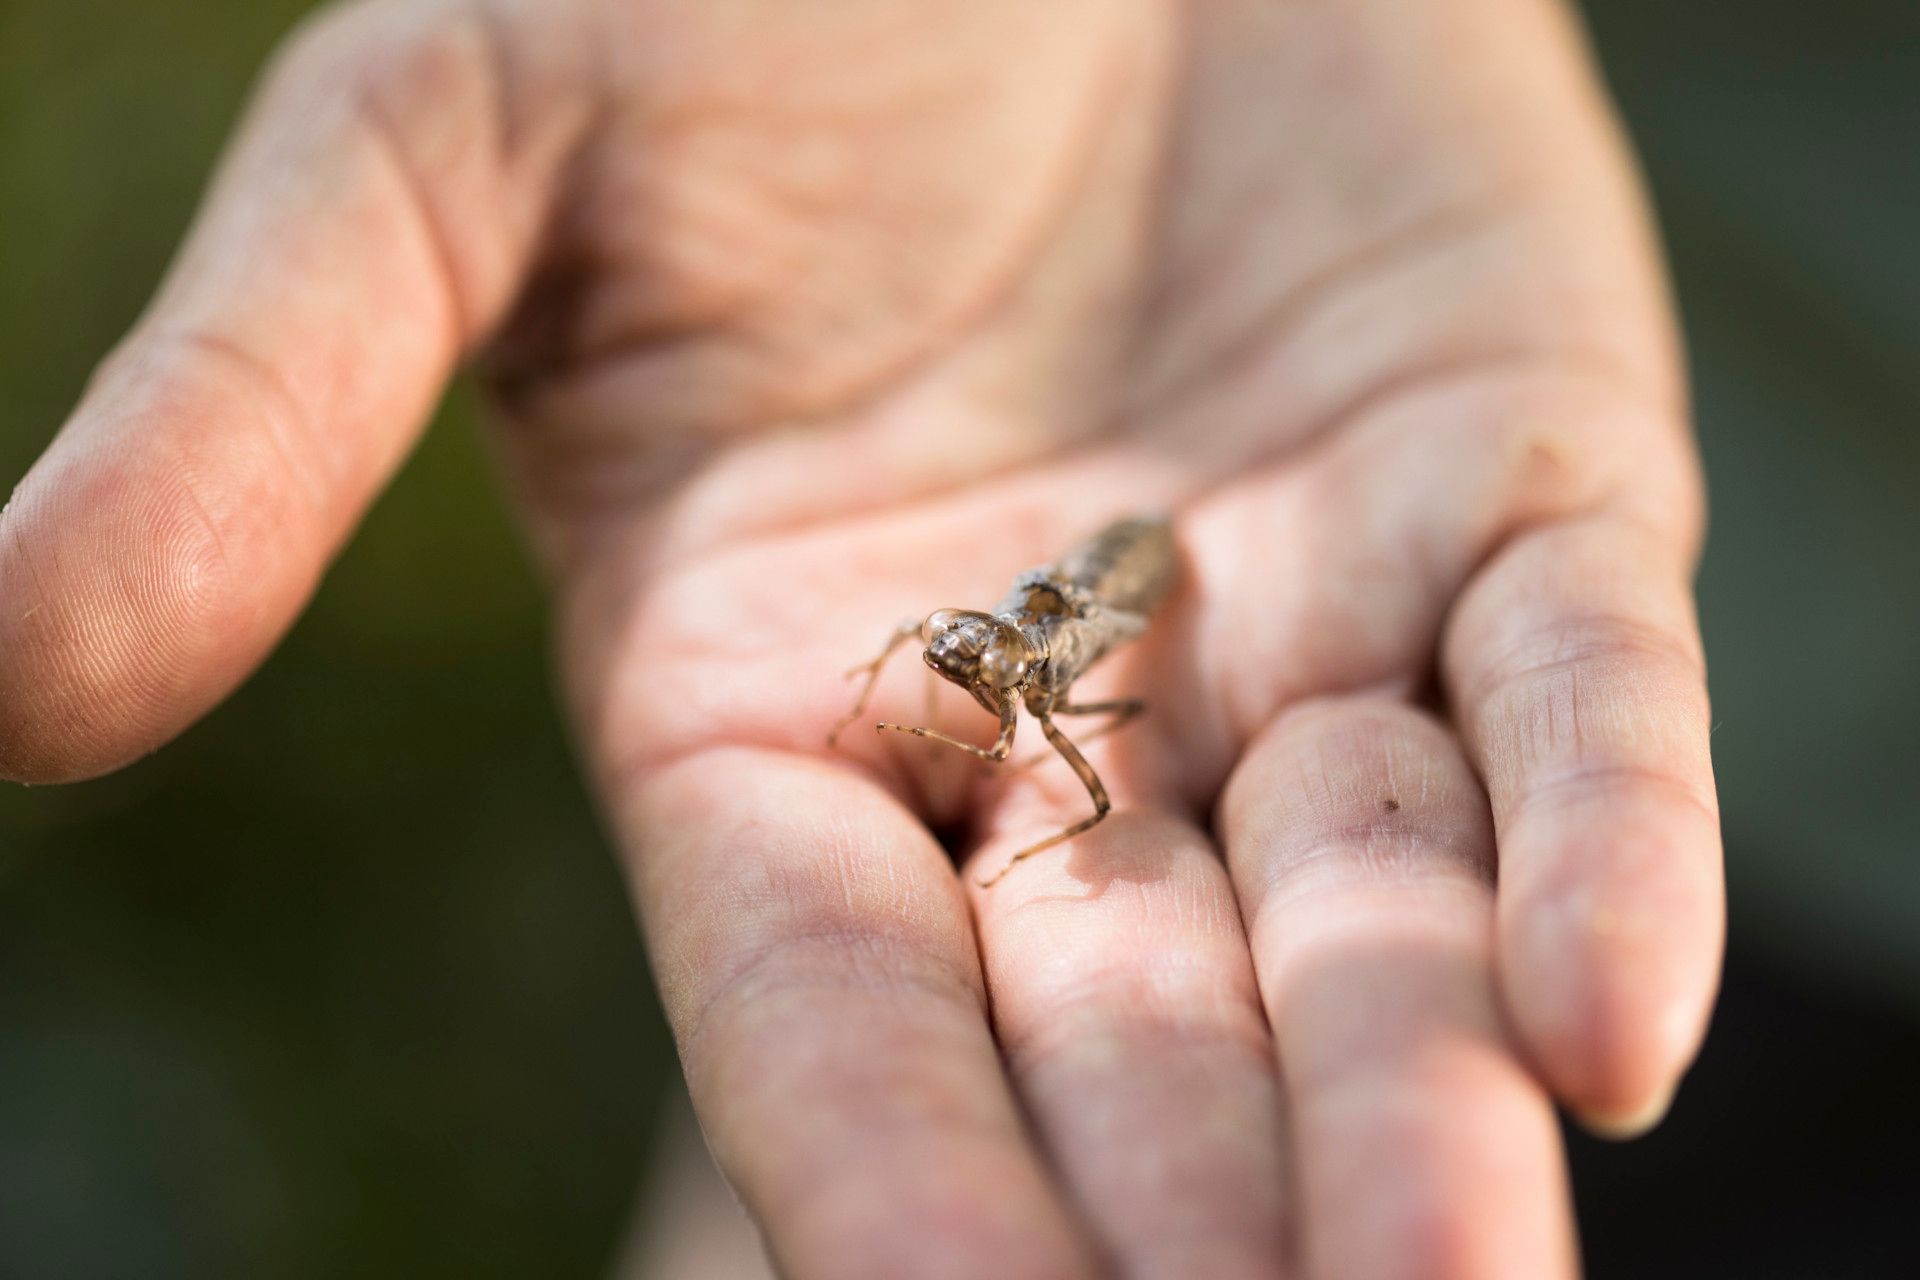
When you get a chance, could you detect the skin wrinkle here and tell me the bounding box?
[993,949,1274,1078]
[1123,195,1514,434]
[245,5,481,367]
[494,255,1123,576]
[42,473,205,770]
[546,57,1167,569]
[330,1,609,375]
[628,746,984,1043]
[498,3,1674,591]
[156,460,245,664]
[1126,0,1655,408]
[0,498,89,766]
[469,0,540,167]
[1458,611,1708,722]
[676,928,988,1084]
[1001,1004,1278,1103]
[1249,855,1496,949]
[1445,506,1705,663]
[353,59,488,349]
[498,6,1158,445]
[1505,759,1721,833]
[696,988,1075,1280]
[1466,633,1712,814]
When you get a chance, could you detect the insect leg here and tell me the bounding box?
[1008,696,1145,774]
[826,619,920,747]
[977,711,1111,887]
[877,693,1018,763]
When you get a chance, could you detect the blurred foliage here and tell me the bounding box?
[0,0,1916,1276]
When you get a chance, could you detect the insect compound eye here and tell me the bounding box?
[922,608,985,644]
[978,635,1033,689]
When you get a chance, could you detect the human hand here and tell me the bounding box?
[1,1,1720,1275]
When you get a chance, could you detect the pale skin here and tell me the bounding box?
[0,0,1722,1276]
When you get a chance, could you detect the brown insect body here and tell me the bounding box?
[998,514,1176,699]
[829,516,1175,886]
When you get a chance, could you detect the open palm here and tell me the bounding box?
[2,1,1722,1275]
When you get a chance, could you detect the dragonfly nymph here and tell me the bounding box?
[828,515,1177,886]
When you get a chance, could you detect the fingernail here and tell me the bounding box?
[1575,1082,1677,1141]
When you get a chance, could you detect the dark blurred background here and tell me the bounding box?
[1,1,1914,1276]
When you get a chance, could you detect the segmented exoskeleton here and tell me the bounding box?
[828,516,1176,885]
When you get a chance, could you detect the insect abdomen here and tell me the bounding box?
[1053,516,1176,614]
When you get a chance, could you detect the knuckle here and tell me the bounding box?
[996,954,1274,1078]
[1509,757,1720,833]
[1448,516,1707,711]
[1476,608,1705,713]
[1468,610,1712,806]
[680,928,982,1072]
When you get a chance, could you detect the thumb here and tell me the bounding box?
[0,2,586,781]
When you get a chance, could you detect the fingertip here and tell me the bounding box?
[1497,848,1720,1127]
[0,357,318,783]
[1574,1080,1677,1142]
[1501,960,1707,1136]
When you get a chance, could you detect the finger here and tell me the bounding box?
[620,1087,774,1280]
[1222,698,1576,1280]
[0,3,581,781]
[970,748,1290,1277]
[1445,511,1722,1134]
[619,746,1095,1280]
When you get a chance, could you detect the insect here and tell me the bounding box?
[827,515,1177,886]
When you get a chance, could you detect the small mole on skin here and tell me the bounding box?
[1381,797,1400,813]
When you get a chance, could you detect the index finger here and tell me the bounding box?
[1444,509,1723,1134]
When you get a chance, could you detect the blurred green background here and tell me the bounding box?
[1,1,1915,1277]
